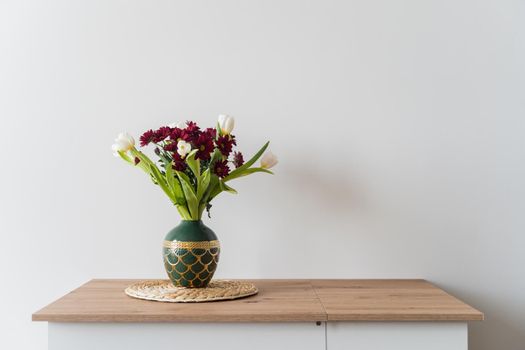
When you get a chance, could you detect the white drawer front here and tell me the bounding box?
[328,322,467,350]
[49,322,326,350]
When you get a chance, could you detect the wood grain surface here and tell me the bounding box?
[32,279,483,322]
[311,279,483,321]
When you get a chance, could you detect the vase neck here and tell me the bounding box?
[165,220,217,242]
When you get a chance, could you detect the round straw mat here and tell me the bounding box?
[125,280,258,303]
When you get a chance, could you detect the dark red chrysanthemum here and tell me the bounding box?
[152,126,172,143]
[214,160,230,178]
[163,141,178,152]
[134,157,141,165]
[232,151,244,168]
[216,135,236,157]
[204,127,217,139]
[184,121,201,140]
[171,152,186,171]
[193,133,214,160]
[170,127,195,144]
[169,127,182,140]
[139,129,155,147]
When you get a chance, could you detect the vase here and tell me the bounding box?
[163,220,220,288]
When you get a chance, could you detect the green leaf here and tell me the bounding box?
[208,148,223,168]
[176,170,192,186]
[222,167,273,181]
[149,164,177,204]
[117,150,133,163]
[129,149,156,174]
[219,180,237,194]
[198,174,219,217]
[176,205,192,220]
[127,148,191,219]
[165,161,186,206]
[197,168,211,201]
[224,141,269,181]
[185,149,200,179]
[176,170,199,219]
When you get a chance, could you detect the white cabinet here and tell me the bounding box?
[49,322,468,350]
[49,322,326,350]
[328,322,467,350]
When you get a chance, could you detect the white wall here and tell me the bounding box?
[1,1,524,349]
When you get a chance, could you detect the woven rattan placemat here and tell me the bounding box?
[125,280,258,303]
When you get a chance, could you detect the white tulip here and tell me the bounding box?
[169,121,187,129]
[218,114,235,134]
[112,132,135,155]
[111,144,121,157]
[177,140,192,158]
[260,151,278,169]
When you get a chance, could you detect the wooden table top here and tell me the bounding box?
[32,279,483,323]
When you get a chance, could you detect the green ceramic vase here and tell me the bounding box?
[163,220,220,288]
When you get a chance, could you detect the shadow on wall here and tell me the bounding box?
[283,160,359,216]
[249,158,371,276]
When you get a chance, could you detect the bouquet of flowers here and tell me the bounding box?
[112,115,277,220]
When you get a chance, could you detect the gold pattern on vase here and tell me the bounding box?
[163,240,220,288]
[163,240,220,250]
